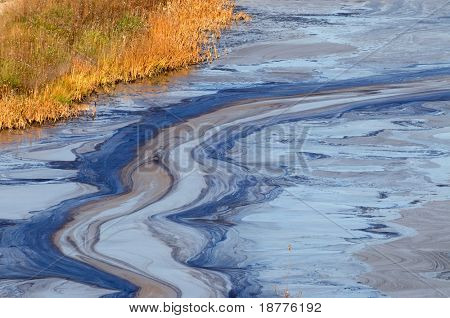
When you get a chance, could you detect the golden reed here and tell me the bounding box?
[0,0,248,129]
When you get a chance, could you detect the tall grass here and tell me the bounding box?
[0,0,245,129]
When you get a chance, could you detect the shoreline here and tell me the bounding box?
[0,0,243,130]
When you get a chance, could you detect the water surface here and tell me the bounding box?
[1,0,450,297]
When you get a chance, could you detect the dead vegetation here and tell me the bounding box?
[0,0,247,129]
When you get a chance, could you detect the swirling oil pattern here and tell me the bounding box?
[1,0,450,297]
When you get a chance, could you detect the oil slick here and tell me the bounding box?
[1,0,450,298]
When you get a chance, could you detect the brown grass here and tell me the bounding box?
[0,0,246,130]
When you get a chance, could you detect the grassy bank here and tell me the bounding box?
[0,0,246,129]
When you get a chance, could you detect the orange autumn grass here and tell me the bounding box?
[0,0,248,130]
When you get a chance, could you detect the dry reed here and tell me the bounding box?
[0,0,245,129]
